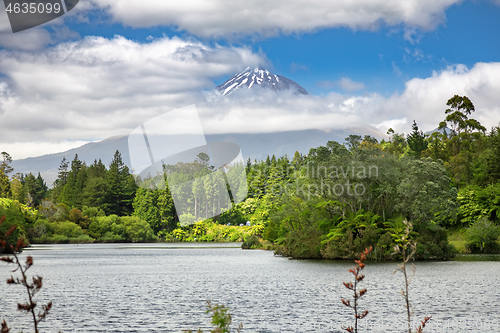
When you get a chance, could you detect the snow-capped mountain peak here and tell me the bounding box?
[217,66,308,96]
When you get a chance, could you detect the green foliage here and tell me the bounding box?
[464,218,500,254]
[407,120,428,158]
[82,206,105,218]
[0,199,33,252]
[56,152,137,217]
[9,175,24,203]
[0,152,13,198]
[185,300,242,333]
[458,183,500,225]
[0,169,10,199]
[133,188,176,233]
[241,234,260,249]
[0,198,38,229]
[322,211,386,260]
[218,207,247,226]
[121,216,157,242]
[394,158,458,226]
[68,208,91,229]
[272,196,330,259]
[23,173,47,208]
[87,215,156,242]
[239,139,459,260]
[345,135,362,151]
[413,221,455,260]
[51,157,69,200]
[28,220,94,244]
[38,200,69,222]
[59,154,86,208]
[165,220,253,243]
[205,301,241,333]
[104,150,137,216]
[87,215,121,241]
[486,127,500,182]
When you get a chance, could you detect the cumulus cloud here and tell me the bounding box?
[200,63,500,135]
[382,63,500,133]
[1,34,499,160]
[0,35,265,159]
[89,0,462,37]
[200,63,500,137]
[0,9,54,50]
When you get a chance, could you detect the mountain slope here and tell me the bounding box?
[11,127,383,186]
[216,66,308,96]
[11,67,383,185]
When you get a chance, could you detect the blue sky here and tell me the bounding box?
[1,0,500,159]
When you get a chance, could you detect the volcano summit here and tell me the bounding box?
[217,67,308,96]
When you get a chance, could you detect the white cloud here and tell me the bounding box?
[0,8,80,51]
[199,62,500,136]
[0,7,53,51]
[1,34,499,161]
[1,141,91,160]
[381,63,500,133]
[0,35,265,159]
[89,0,462,37]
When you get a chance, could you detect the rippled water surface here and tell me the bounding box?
[1,244,499,332]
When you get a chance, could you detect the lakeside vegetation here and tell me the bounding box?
[1,95,499,258]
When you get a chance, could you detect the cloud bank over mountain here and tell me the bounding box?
[0,35,499,160]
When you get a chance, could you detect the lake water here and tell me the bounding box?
[1,243,499,332]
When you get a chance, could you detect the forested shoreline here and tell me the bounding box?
[1,95,499,259]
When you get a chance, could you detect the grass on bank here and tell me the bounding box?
[448,230,466,253]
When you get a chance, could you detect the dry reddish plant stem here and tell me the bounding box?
[393,220,431,333]
[0,216,53,333]
[341,246,372,333]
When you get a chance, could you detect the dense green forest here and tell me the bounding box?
[1,95,499,258]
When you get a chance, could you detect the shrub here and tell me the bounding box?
[464,218,500,253]
[241,235,260,249]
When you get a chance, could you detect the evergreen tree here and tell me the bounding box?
[133,187,176,234]
[486,126,500,182]
[0,169,9,198]
[105,150,137,216]
[292,151,303,167]
[9,174,24,203]
[36,173,48,199]
[59,155,85,208]
[82,159,109,208]
[51,157,69,201]
[407,120,428,158]
[0,152,13,198]
[24,173,44,207]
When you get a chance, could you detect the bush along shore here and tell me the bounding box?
[1,217,434,332]
[1,95,500,258]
